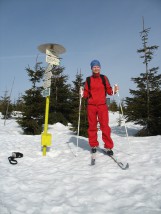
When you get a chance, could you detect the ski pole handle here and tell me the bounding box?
[79,86,84,98]
[113,84,119,95]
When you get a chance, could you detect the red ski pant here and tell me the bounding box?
[87,104,114,149]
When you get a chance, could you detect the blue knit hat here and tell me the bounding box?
[90,60,101,69]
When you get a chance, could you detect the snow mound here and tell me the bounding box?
[0,118,23,135]
[48,122,73,135]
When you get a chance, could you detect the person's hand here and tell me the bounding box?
[79,86,84,98]
[114,84,119,94]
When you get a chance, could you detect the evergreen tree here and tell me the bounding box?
[49,65,71,125]
[70,71,88,137]
[125,19,161,136]
[109,100,118,112]
[0,90,13,119]
[13,93,25,112]
[0,100,2,113]
[18,62,45,134]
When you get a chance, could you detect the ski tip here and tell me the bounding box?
[118,162,129,170]
[122,163,129,170]
[126,163,129,169]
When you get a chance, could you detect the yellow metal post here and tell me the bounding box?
[41,95,52,156]
[38,43,66,157]
[44,96,50,134]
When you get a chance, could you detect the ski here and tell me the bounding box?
[102,149,129,170]
[108,154,129,170]
[90,148,129,169]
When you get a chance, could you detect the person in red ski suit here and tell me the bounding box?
[82,59,118,155]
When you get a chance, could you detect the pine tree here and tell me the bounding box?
[0,90,13,119]
[109,100,118,112]
[125,19,161,136]
[70,71,88,137]
[18,62,45,134]
[14,93,25,112]
[49,65,71,125]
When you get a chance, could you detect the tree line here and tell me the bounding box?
[0,22,161,136]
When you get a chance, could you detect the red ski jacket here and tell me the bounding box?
[83,73,113,105]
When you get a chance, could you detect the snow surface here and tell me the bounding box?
[0,112,161,214]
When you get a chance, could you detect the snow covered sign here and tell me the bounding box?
[46,48,57,56]
[46,49,60,65]
[43,79,51,89]
[42,88,50,97]
[44,71,52,80]
[45,63,53,73]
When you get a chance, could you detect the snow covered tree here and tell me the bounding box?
[70,71,88,137]
[18,62,45,135]
[125,19,161,136]
[49,65,71,125]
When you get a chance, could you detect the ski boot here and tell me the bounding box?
[104,148,114,156]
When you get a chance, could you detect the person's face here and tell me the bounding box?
[92,66,101,73]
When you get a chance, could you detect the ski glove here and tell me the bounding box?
[113,84,119,94]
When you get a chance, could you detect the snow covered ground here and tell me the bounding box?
[0,112,161,214]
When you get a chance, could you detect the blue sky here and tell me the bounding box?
[0,0,161,101]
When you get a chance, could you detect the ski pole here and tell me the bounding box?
[76,88,82,156]
[115,85,129,142]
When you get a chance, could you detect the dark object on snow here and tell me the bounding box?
[12,152,23,158]
[8,152,23,165]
